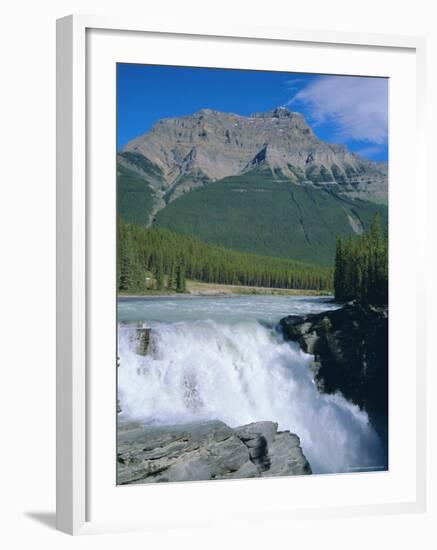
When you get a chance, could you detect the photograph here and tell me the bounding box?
[115,64,389,485]
[1,0,430,543]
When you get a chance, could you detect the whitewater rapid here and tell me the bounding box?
[118,301,384,474]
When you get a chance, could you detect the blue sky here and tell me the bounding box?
[117,64,388,162]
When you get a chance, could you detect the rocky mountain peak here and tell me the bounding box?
[272,106,292,117]
[253,106,294,118]
[120,108,388,204]
[194,108,227,118]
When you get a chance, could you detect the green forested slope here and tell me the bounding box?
[117,163,155,225]
[154,170,387,266]
[117,222,333,293]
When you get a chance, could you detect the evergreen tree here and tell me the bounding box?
[167,262,176,290]
[118,225,134,292]
[176,260,186,293]
[155,256,164,290]
[333,214,388,305]
[116,219,334,293]
[334,236,343,300]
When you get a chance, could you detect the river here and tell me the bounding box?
[117,295,384,475]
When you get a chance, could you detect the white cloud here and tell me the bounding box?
[284,77,309,92]
[287,76,388,144]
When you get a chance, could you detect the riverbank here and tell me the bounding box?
[119,280,332,298]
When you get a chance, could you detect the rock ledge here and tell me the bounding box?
[117,420,311,484]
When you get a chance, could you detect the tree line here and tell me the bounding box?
[117,218,333,293]
[334,214,388,305]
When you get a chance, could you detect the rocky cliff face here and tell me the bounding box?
[280,304,388,418]
[117,419,311,484]
[119,107,387,204]
[279,303,388,466]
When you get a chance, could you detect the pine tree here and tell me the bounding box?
[334,236,344,300]
[167,262,176,290]
[116,218,334,294]
[155,256,164,290]
[118,225,135,292]
[333,214,388,305]
[176,260,186,293]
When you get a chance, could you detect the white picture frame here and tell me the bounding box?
[56,14,427,535]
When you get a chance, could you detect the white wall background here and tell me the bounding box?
[0,0,435,547]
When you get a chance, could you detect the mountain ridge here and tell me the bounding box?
[117,107,388,266]
[119,107,387,208]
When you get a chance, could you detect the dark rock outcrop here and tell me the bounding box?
[280,304,388,436]
[135,327,151,356]
[117,420,311,485]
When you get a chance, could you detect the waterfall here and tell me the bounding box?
[118,319,383,474]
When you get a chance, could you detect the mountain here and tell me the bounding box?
[117,108,388,265]
[153,169,387,266]
[120,107,387,203]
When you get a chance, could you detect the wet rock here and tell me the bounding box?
[136,328,151,356]
[117,419,311,485]
[234,421,278,472]
[265,431,312,477]
[280,303,388,468]
[280,304,388,419]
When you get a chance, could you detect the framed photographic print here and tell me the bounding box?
[56,15,427,535]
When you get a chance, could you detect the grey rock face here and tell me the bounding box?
[279,303,388,469]
[279,304,388,418]
[135,327,151,356]
[120,107,387,205]
[117,420,311,485]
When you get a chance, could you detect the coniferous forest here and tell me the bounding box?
[117,218,333,294]
[333,214,388,305]
[117,213,388,301]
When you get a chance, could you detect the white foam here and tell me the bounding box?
[118,319,383,474]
